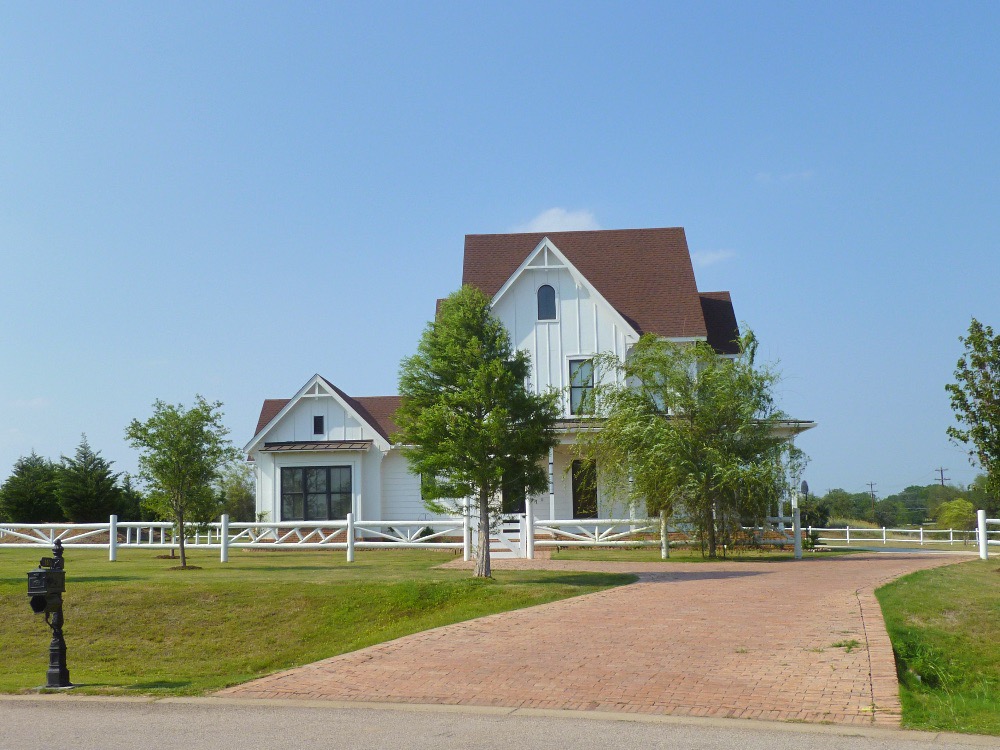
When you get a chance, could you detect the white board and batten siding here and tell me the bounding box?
[489,246,638,415]
[380,451,457,523]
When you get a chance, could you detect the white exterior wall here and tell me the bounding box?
[380,450,459,522]
[490,253,638,416]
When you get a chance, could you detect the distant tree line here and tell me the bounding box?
[0,432,255,525]
[798,476,996,529]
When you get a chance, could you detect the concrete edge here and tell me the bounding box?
[1,694,997,746]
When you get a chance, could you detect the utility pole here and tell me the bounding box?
[867,482,877,516]
[935,467,950,487]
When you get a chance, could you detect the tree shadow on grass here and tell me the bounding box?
[501,573,638,587]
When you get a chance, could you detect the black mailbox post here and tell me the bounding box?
[27,540,71,688]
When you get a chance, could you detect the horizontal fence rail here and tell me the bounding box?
[6,511,995,561]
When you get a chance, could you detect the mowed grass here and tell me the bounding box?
[551,546,855,562]
[0,548,632,695]
[876,560,1000,735]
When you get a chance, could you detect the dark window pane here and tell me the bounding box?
[281,493,302,521]
[306,468,328,492]
[313,415,324,434]
[306,493,328,520]
[329,493,351,520]
[569,359,594,415]
[569,359,593,387]
[501,478,526,515]
[537,285,556,320]
[281,467,303,493]
[331,466,351,494]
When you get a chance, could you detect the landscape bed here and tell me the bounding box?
[0,548,632,695]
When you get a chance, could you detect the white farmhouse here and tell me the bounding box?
[246,227,807,524]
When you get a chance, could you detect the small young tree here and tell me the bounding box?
[946,318,999,504]
[935,498,976,544]
[125,396,238,568]
[576,332,805,557]
[0,452,62,523]
[395,286,560,577]
[56,435,123,522]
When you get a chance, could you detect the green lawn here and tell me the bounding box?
[876,559,1000,735]
[1,548,633,695]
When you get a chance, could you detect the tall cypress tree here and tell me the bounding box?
[56,435,123,522]
[0,452,62,522]
[395,285,560,578]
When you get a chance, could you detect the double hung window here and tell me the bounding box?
[280,466,351,521]
[569,358,594,415]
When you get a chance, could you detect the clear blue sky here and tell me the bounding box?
[1,3,997,498]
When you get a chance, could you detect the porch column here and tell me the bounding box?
[548,447,555,520]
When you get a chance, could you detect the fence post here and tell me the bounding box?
[793,508,802,560]
[346,513,355,562]
[978,509,988,560]
[846,525,850,545]
[109,514,118,562]
[882,527,887,545]
[220,514,230,563]
[660,509,669,559]
[920,526,924,545]
[463,513,471,562]
[950,528,954,545]
[525,512,535,560]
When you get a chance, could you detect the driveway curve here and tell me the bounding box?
[218,553,965,726]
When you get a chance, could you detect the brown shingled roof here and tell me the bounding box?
[700,292,741,355]
[463,228,708,339]
[255,399,290,436]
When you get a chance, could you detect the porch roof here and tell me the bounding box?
[261,440,373,452]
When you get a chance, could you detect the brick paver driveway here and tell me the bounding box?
[218,553,967,726]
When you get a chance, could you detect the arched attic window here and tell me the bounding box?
[537,284,557,320]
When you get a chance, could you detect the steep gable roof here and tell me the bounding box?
[700,292,741,355]
[252,387,401,446]
[463,227,708,339]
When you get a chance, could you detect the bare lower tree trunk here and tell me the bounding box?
[177,505,187,569]
[706,503,717,558]
[474,487,491,578]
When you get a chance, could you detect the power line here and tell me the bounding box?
[935,467,950,487]
[867,482,877,514]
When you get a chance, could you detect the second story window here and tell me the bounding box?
[569,358,594,415]
[313,415,324,435]
[537,284,556,321]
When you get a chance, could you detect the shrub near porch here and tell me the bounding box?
[0,549,632,695]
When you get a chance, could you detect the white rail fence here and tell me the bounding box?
[3,511,996,561]
[805,520,1000,554]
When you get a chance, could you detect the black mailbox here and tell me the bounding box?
[28,568,65,614]
[26,540,72,688]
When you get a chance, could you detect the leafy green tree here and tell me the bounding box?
[125,396,239,568]
[55,435,123,522]
[967,474,1000,516]
[874,498,906,528]
[0,452,62,522]
[217,461,256,522]
[575,331,805,558]
[946,318,1000,504]
[822,488,874,523]
[117,473,146,521]
[935,498,976,540]
[798,495,831,528]
[395,285,560,577]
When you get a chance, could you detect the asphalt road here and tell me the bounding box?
[0,697,996,750]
